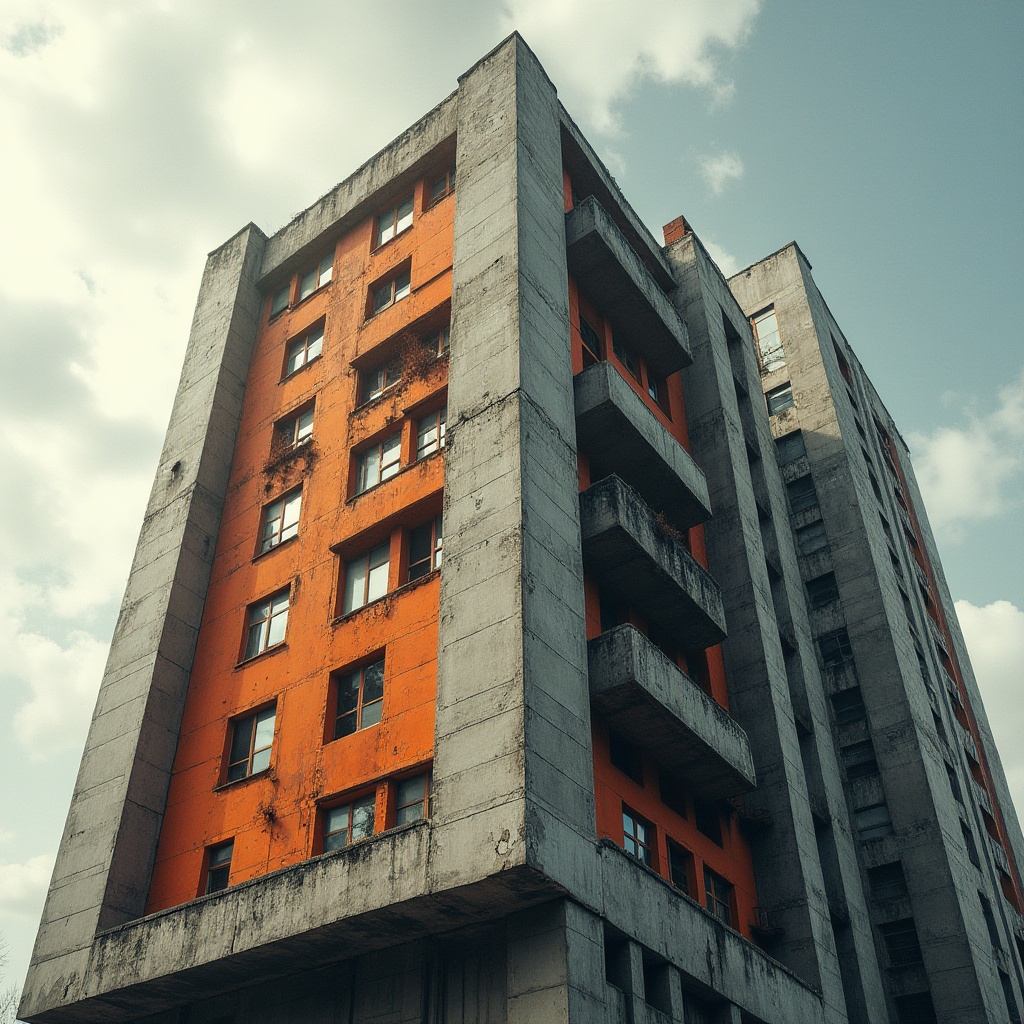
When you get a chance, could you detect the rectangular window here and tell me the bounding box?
[355,433,401,494]
[422,325,450,358]
[277,404,314,449]
[806,572,839,608]
[341,543,390,614]
[371,268,411,315]
[841,739,879,780]
[753,308,785,373]
[394,773,430,825]
[284,324,324,377]
[694,799,723,846]
[893,993,937,1024]
[579,316,602,368]
[226,705,276,782]
[766,382,794,415]
[243,590,289,660]
[407,515,443,581]
[428,167,456,205]
[376,196,414,248]
[961,821,981,867]
[868,862,908,901]
[609,730,644,785]
[980,892,1001,948]
[360,358,402,404]
[270,285,289,318]
[416,408,446,460]
[332,657,384,739]
[854,802,893,841]
[298,253,334,301]
[323,794,375,852]
[786,475,818,514]
[795,520,828,555]
[1000,970,1021,1024]
[658,774,688,819]
[830,687,866,726]
[818,628,853,667]
[881,918,924,966]
[775,430,806,465]
[612,336,640,380]
[205,840,233,894]
[259,490,301,553]
[667,839,693,896]
[622,807,654,867]
[647,375,669,413]
[703,867,733,926]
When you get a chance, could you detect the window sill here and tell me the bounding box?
[364,289,412,324]
[213,767,272,793]
[346,451,442,506]
[235,642,288,670]
[252,533,299,563]
[280,353,322,384]
[332,569,440,626]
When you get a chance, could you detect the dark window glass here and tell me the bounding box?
[830,687,866,726]
[961,822,981,867]
[395,774,430,826]
[796,520,828,555]
[333,658,384,739]
[893,993,937,1024]
[806,572,840,608]
[609,731,644,785]
[787,475,818,514]
[854,802,892,841]
[667,839,693,896]
[323,794,375,852]
[775,431,806,465]
[868,862,908,901]
[841,740,878,780]
[407,515,443,581]
[612,336,640,380]
[881,918,923,966]
[205,840,233,894]
[579,316,602,367]
[694,799,722,846]
[818,629,853,667]
[658,774,688,819]
[766,382,794,415]
[703,867,732,925]
[622,806,654,866]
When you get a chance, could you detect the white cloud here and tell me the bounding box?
[701,237,740,277]
[908,371,1024,540]
[502,0,760,132]
[699,151,745,195]
[0,853,54,918]
[955,599,1024,816]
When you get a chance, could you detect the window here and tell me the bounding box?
[854,802,893,841]
[806,572,839,608]
[579,316,602,368]
[371,268,411,314]
[796,520,828,555]
[786,475,818,514]
[830,687,866,726]
[892,993,937,1024]
[360,357,402,404]
[332,657,384,739]
[323,794,375,852]
[376,196,414,248]
[961,821,981,868]
[416,408,446,460]
[1001,970,1021,1024]
[407,515,443,581]
[841,740,878,780]
[243,590,289,660]
[703,867,733,926]
[284,324,324,377]
[622,807,654,867]
[868,862,908,901]
[775,431,806,465]
[428,167,456,205]
[355,433,401,494]
[980,892,1001,947]
[612,336,640,380]
[422,325,450,357]
[259,490,301,553]
[881,918,923,966]
[609,730,644,785]
[667,839,693,896]
[766,382,794,415]
[226,705,276,782]
[298,253,334,301]
[945,762,964,804]
[694,799,723,846]
[278,404,314,449]
[270,285,289,318]
[658,774,688,819]
[204,840,233,894]
[753,308,785,373]
[818,628,853,667]
[341,542,390,614]
[647,375,669,412]
[394,773,430,825]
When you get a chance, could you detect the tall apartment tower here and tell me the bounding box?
[20,35,1023,1024]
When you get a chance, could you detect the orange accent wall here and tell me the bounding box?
[147,161,455,912]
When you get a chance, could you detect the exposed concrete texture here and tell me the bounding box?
[432,33,598,905]
[574,360,711,528]
[565,197,691,376]
[580,474,726,649]
[588,626,755,799]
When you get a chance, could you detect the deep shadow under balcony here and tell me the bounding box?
[565,197,691,377]
[575,361,711,529]
[579,475,727,650]
[590,626,755,798]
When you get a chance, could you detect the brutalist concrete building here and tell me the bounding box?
[20,35,1024,1024]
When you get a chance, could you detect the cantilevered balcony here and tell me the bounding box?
[565,197,691,376]
[590,626,755,798]
[574,361,711,529]
[580,475,727,650]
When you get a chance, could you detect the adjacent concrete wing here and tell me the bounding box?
[565,197,691,376]
[579,475,727,649]
[589,626,755,799]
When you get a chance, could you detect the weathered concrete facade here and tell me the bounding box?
[20,35,1021,1024]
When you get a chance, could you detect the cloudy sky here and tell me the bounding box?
[1,0,1021,995]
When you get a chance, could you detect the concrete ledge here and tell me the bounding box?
[579,476,727,650]
[565,197,691,376]
[588,626,755,799]
[574,361,710,528]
